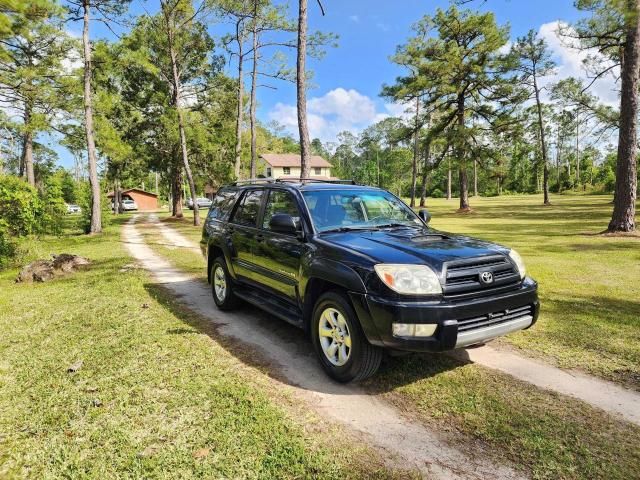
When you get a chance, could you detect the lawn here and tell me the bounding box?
[0,218,405,479]
[138,198,640,479]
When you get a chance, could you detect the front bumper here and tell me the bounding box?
[349,278,539,352]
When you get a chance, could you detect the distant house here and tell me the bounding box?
[259,154,333,179]
[107,188,158,211]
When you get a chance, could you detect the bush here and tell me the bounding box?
[430,188,444,198]
[0,174,72,268]
[0,220,16,269]
[41,173,68,235]
[0,175,43,236]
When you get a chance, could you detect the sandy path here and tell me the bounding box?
[124,215,524,480]
[148,213,640,428]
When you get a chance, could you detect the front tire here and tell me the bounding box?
[211,257,238,310]
[311,291,383,383]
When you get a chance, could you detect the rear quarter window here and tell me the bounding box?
[207,190,238,221]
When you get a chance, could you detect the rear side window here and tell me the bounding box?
[231,190,264,226]
[208,190,237,220]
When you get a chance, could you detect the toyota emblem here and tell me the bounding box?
[479,271,494,284]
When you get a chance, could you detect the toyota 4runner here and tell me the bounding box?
[201,179,539,382]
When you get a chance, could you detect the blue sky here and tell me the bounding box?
[56,0,604,168]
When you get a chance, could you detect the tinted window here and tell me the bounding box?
[208,190,237,220]
[231,190,263,226]
[262,190,301,231]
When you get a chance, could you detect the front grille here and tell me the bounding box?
[457,304,534,332]
[443,255,520,297]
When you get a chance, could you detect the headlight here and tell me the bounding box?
[374,264,442,295]
[508,249,526,280]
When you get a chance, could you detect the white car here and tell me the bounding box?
[113,199,138,211]
[188,197,213,209]
[122,199,138,211]
[66,204,81,214]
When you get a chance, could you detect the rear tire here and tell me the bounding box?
[311,291,382,383]
[211,257,238,310]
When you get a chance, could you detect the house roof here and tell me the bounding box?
[260,154,332,168]
[106,188,158,198]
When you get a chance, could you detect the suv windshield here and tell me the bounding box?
[302,189,422,232]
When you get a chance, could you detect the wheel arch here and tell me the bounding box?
[301,259,381,344]
[207,244,225,284]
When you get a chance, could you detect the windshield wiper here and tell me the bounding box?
[375,223,421,229]
[320,226,376,234]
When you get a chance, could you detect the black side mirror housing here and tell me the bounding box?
[269,214,298,235]
[418,209,431,225]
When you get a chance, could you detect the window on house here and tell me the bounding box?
[283,167,291,175]
[266,167,272,177]
[314,167,322,175]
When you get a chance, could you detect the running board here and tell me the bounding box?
[233,287,303,327]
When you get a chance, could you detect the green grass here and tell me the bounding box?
[367,353,640,480]
[0,218,406,479]
[416,194,640,389]
[141,201,640,479]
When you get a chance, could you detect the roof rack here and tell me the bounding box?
[229,178,358,186]
[229,178,276,186]
[276,178,358,185]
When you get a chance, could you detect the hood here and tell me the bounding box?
[319,227,509,271]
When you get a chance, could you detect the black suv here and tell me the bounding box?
[201,180,539,382]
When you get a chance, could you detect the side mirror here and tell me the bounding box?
[269,214,298,235]
[418,209,431,225]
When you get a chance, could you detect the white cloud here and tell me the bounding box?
[349,15,359,23]
[498,40,512,55]
[268,88,404,142]
[538,21,619,106]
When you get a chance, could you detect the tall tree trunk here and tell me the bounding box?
[234,21,244,180]
[21,100,35,186]
[297,0,311,179]
[447,157,452,200]
[533,74,551,205]
[172,167,183,218]
[456,95,470,210]
[557,130,562,193]
[82,0,101,234]
[473,158,478,197]
[575,111,580,186]
[165,7,199,227]
[22,132,35,187]
[249,6,259,179]
[419,140,431,207]
[410,96,420,207]
[608,0,640,232]
[112,180,118,215]
[459,167,469,210]
[18,140,25,178]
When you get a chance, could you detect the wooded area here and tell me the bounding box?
[0,0,638,268]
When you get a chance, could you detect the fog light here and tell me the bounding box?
[392,323,437,337]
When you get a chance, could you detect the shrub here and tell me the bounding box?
[0,219,16,269]
[0,175,43,236]
[41,173,68,235]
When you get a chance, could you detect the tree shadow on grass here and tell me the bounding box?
[142,281,462,395]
